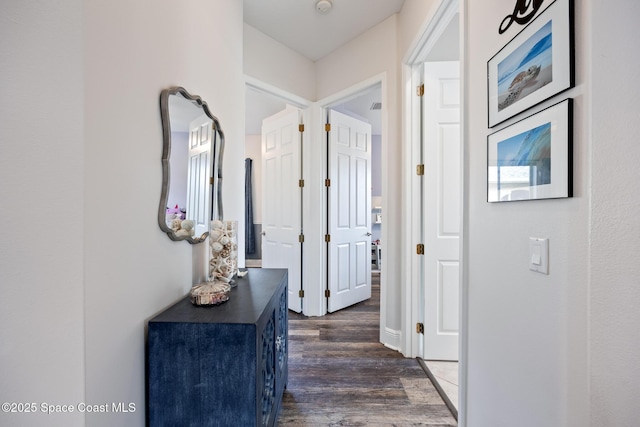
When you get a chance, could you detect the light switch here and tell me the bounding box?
[531,252,541,265]
[529,237,548,274]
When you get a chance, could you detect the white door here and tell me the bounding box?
[423,62,461,361]
[327,110,372,313]
[262,107,303,313]
[187,115,213,237]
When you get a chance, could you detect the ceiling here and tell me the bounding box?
[243,0,406,62]
[243,0,403,135]
[242,0,458,136]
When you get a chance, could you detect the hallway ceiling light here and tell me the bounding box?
[316,0,332,14]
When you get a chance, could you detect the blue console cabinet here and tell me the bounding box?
[147,268,288,427]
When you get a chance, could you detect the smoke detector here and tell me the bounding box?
[316,0,332,14]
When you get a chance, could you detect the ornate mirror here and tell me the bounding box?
[158,87,224,243]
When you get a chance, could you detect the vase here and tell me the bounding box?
[209,220,238,286]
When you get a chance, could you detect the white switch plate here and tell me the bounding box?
[529,237,549,274]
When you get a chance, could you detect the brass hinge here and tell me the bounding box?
[325,234,331,243]
[210,177,214,185]
[416,244,425,255]
[325,123,331,132]
[325,179,331,187]
[299,179,305,188]
[299,124,305,132]
[299,289,305,298]
[325,289,331,298]
[416,323,424,334]
[416,164,425,176]
[417,84,425,97]
[299,234,305,243]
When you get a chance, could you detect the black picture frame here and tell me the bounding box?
[487,99,573,202]
[488,0,574,128]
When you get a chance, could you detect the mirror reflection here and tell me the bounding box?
[159,87,224,244]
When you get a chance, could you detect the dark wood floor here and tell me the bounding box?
[277,273,457,426]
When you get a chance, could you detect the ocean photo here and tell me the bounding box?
[497,122,551,186]
[497,20,553,111]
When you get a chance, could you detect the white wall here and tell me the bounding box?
[397,0,440,57]
[461,0,633,425]
[316,16,403,338]
[590,1,640,425]
[316,16,397,100]
[2,2,245,425]
[0,2,85,426]
[83,2,244,426]
[465,0,588,424]
[244,24,316,101]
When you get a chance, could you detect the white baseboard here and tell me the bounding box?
[381,327,402,352]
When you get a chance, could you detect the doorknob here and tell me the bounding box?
[261,231,266,236]
[366,232,372,236]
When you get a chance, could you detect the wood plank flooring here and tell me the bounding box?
[277,273,457,426]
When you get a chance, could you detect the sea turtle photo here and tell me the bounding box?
[498,64,541,110]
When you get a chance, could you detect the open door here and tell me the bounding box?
[187,115,213,237]
[326,109,372,313]
[422,61,461,361]
[262,107,303,313]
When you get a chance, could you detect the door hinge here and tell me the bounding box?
[299,234,305,243]
[416,244,425,255]
[325,289,331,298]
[299,289,305,298]
[325,179,331,187]
[416,322,424,334]
[417,84,425,97]
[416,164,425,176]
[325,123,331,132]
[325,234,331,243]
[299,179,305,188]
[299,124,305,132]
[210,177,214,185]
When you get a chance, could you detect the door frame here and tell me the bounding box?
[260,106,305,313]
[326,109,373,314]
[422,60,461,361]
[314,73,396,347]
[245,74,395,348]
[401,0,468,424]
[244,77,323,315]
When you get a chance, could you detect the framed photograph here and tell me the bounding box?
[487,99,573,203]
[487,0,574,127]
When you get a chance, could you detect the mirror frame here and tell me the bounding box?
[158,86,225,244]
